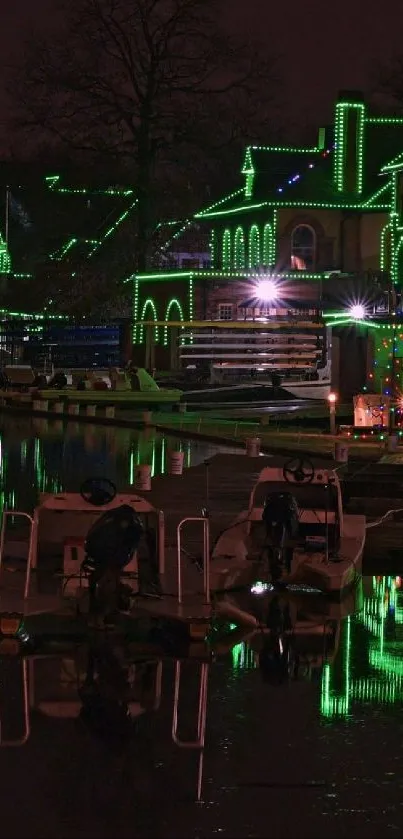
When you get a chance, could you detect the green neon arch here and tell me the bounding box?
[163,298,185,346]
[248,224,260,268]
[222,229,231,271]
[234,226,245,269]
[263,223,274,267]
[139,298,159,343]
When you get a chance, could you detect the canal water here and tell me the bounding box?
[0,416,401,838]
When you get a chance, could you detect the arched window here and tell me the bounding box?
[263,223,274,267]
[163,298,185,346]
[234,226,245,269]
[222,229,231,271]
[291,225,316,271]
[139,298,159,343]
[248,224,260,269]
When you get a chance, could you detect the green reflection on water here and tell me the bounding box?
[321,575,403,718]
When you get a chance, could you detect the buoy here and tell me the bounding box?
[167,450,185,476]
[86,405,97,417]
[245,437,261,457]
[68,403,80,416]
[334,441,349,463]
[134,464,152,492]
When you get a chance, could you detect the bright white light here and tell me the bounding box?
[256,279,278,301]
[349,304,366,320]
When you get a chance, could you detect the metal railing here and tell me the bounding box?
[176,517,210,604]
[0,511,37,599]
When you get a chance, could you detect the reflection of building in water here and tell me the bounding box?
[321,576,402,717]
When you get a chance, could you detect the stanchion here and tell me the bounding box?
[134,464,152,492]
[245,437,261,457]
[167,450,185,476]
[334,441,349,464]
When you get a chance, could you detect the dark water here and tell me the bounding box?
[0,417,401,838]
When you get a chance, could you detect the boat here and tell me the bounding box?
[211,456,366,596]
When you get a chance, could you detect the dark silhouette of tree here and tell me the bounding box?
[9,0,280,272]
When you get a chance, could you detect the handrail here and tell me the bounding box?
[172,661,209,749]
[0,659,30,746]
[0,511,37,598]
[176,517,210,604]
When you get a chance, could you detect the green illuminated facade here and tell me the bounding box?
[133,90,403,363]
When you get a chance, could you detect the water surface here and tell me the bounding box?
[0,418,400,838]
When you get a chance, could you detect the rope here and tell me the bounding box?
[366,507,403,530]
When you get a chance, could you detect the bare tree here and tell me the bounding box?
[9,0,280,271]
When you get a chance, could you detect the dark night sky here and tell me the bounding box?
[1,0,403,139]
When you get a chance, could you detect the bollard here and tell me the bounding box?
[134,464,152,492]
[53,401,64,414]
[334,441,349,464]
[105,406,115,419]
[86,404,97,417]
[167,450,185,476]
[143,411,153,426]
[387,434,398,453]
[245,436,261,457]
[68,403,80,416]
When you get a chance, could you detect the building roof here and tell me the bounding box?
[192,98,403,221]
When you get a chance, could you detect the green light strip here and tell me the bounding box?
[248,224,260,268]
[234,226,246,269]
[163,298,185,346]
[250,144,322,154]
[222,229,231,271]
[138,298,159,343]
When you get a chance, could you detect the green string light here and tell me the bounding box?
[234,226,246,269]
[138,298,159,344]
[248,224,260,269]
[222,229,231,271]
[163,298,185,346]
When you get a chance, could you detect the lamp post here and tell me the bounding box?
[328,391,337,435]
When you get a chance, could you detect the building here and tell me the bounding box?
[133,90,403,395]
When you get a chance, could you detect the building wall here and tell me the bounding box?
[360,213,388,270]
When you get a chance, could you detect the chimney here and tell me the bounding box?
[334,91,366,196]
